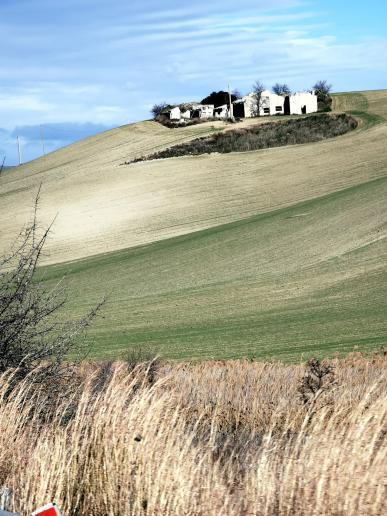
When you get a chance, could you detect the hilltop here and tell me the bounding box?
[0,90,386,360]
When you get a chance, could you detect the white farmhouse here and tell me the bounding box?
[163,103,214,121]
[233,90,318,117]
[289,91,318,115]
[260,90,286,116]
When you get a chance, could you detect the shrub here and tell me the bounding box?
[313,80,333,111]
[130,114,357,163]
[0,189,104,384]
[298,358,335,405]
[122,344,161,385]
[151,102,169,119]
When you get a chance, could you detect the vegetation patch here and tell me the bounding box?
[347,110,384,128]
[130,114,357,163]
[157,117,219,129]
[0,355,385,514]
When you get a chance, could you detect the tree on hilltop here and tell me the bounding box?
[312,80,333,111]
[200,91,238,107]
[272,83,291,95]
[252,80,265,116]
[151,102,169,119]
[232,89,242,100]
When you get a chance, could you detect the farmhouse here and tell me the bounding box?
[289,91,318,115]
[164,103,214,120]
[234,90,318,117]
[165,90,318,121]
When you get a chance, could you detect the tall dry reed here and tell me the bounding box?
[0,355,385,515]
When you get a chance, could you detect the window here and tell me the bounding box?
[264,108,270,114]
[275,106,282,112]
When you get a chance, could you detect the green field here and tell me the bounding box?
[2,90,387,360]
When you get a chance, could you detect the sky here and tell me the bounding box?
[0,0,386,165]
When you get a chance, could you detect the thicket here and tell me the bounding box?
[130,113,357,163]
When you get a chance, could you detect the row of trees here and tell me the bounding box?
[253,80,331,98]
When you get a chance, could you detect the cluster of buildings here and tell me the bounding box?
[165,90,318,122]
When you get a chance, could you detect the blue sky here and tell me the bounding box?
[1,0,386,165]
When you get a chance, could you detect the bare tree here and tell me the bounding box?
[313,80,332,97]
[312,80,333,112]
[0,187,104,381]
[151,102,169,119]
[272,83,291,96]
[232,89,242,100]
[252,81,265,116]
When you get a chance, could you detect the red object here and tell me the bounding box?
[31,503,61,516]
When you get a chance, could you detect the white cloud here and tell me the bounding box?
[0,94,54,113]
[0,0,386,164]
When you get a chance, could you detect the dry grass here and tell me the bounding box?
[0,354,386,515]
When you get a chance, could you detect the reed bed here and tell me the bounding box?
[0,354,386,515]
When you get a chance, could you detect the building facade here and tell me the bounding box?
[233,90,318,118]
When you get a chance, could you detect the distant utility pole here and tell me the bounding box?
[228,83,234,119]
[16,136,22,165]
[40,125,46,155]
[0,156,5,176]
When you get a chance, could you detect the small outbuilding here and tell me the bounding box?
[214,104,230,118]
[233,93,257,118]
[169,106,181,120]
[191,104,215,118]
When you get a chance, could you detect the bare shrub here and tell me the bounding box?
[122,344,161,385]
[0,188,104,386]
[298,357,335,405]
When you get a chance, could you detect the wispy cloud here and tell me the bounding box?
[0,0,386,164]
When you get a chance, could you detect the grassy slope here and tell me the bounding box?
[39,175,387,360]
[2,90,387,360]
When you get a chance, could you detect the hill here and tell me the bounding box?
[1,90,387,360]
